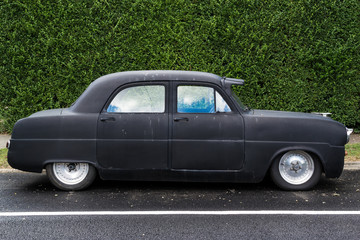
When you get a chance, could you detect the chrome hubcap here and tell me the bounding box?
[53,163,89,185]
[279,151,314,185]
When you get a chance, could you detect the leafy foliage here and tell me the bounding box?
[0,0,359,132]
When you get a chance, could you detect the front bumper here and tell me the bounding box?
[346,128,353,144]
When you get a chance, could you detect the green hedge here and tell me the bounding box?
[1,0,359,132]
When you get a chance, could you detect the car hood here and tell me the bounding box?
[244,109,347,146]
[251,109,333,121]
[29,108,64,118]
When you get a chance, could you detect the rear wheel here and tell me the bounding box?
[46,163,96,191]
[270,150,322,190]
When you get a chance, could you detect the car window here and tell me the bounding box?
[177,86,231,113]
[215,91,231,112]
[107,85,165,113]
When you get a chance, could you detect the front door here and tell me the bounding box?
[171,83,244,170]
[97,83,169,169]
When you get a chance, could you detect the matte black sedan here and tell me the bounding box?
[7,71,352,190]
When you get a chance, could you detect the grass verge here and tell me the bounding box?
[0,148,9,168]
[345,143,360,162]
[0,143,359,169]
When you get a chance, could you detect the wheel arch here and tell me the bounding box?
[267,146,325,174]
[43,159,99,172]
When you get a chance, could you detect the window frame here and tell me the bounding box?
[174,83,234,114]
[103,82,168,114]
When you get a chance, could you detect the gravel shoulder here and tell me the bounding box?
[0,134,10,149]
[349,133,360,144]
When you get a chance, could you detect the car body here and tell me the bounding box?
[7,70,352,190]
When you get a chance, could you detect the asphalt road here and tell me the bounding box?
[1,170,360,239]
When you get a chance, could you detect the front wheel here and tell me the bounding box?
[270,150,322,190]
[46,163,96,191]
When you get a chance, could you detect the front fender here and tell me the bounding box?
[243,141,344,181]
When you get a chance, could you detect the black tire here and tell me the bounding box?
[46,163,97,191]
[270,150,322,191]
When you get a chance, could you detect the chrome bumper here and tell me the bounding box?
[346,128,353,144]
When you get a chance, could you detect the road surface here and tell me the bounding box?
[0,170,360,239]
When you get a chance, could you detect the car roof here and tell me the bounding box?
[71,70,244,113]
[98,70,223,83]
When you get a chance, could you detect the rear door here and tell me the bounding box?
[171,83,245,170]
[97,82,169,169]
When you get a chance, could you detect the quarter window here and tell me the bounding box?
[177,86,231,113]
[107,85,165,113]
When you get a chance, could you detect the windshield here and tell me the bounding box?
[231,87,249,111]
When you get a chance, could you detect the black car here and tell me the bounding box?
[7,70,352,191]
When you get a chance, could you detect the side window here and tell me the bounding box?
[107,85,165,113]
[177,86,231,113]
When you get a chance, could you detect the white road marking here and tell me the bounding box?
[1,210,360,217]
